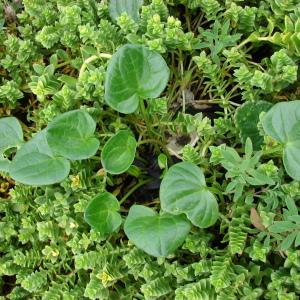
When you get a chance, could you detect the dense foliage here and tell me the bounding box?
[0,0,300,299]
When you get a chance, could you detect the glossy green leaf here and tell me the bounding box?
[46,110,99,160]
[104,44,170,114]
[262,100,300,143]
[124,205,191,257]
[0,158,10,173]
[262,101,300,180]
[283,121,300,180]
[84,192,122,234]
[10,152,70,186]
[283,143,300,180]
[16,130,53,157]
[160,162,219,228]
[109,0,143,22]
[9,131,70,186]
[235,101,272,150]
[0,117,23,153]
[101,130,137,174]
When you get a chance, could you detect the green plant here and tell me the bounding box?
[235,101,272,150]
[262,100,300,180]
[268,197,300,250]
[160,161,219,228]
[1,0,300,298]
[104,43,170,114]
[124,205,191,257]
[1,110,98,185]
[84,192,122,234]
[101,130,137,174]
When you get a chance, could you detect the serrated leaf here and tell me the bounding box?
[84,192,122,234]
[246,169,275,185]
[235,101,272,150]
[10,152,70,186]
[101,130,137,174]
[124,205,191,257]
[46,110,99,160]
[104,44,169,114]
[160,162,219,228]
[109,0,143,22]
[0,117,23,153]
[220,147,241,165]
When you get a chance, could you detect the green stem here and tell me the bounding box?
[56,60,71,69]
[138,99,161,152]
[201,140,212,157]
[179,51,186,113]
[139,99,151,132]
[90,156,101,161]
[119,178,153,205]
[138,139,165,148]
[79,53,112,79]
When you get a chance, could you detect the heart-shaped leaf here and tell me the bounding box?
[104,44,170,114]
[262,100,300,180]
[84,192,122,234]
[109,0,143,22]
[16,130,53,157]
[0,117,23,153]
[124,205,191,257]
[0,158,10,173]
[9,131,70,186]
[283,121,300,180]
[10,153,70,186]
[101,130,137,174]
[262,100,300,143]
[235,101,272,150]
[160,162,219,228]
[46,110,99,160]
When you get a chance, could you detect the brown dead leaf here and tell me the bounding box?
[250,208,266,231]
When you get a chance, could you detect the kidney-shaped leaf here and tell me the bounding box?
[84,192,122,234]
[10,152,70,186]
[262,100,300,143]
[105,44,170,114]
[109,0,143,22]
[101,130,137,174]
[46,110,99,160]
[160,162,219,228]
[0,117,23,153]
[124,205,191,257]
[9,131,70,186]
